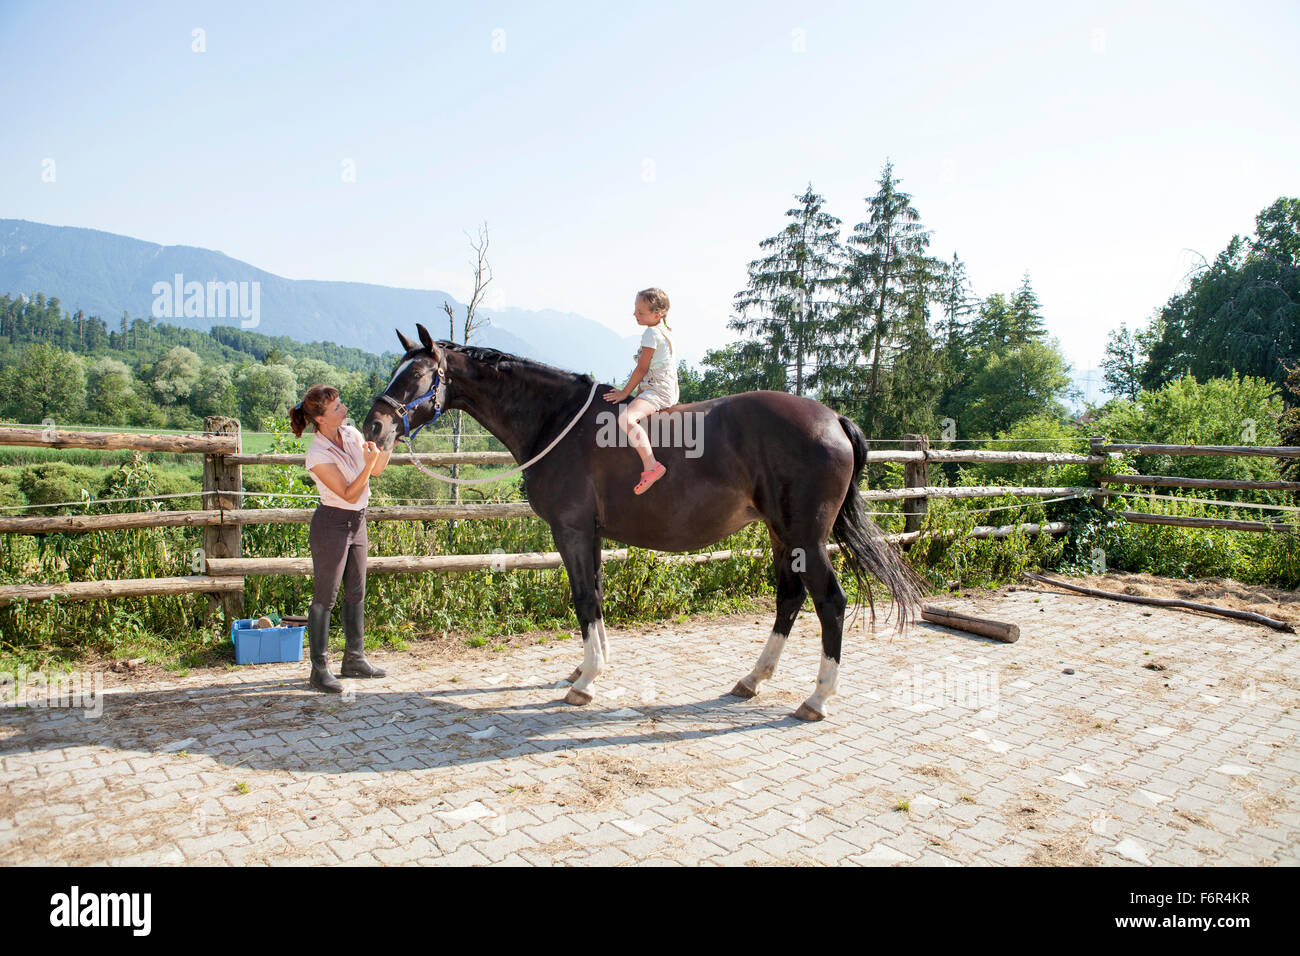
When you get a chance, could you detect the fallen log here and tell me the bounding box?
[1022,572,1295,633]
[920,604,1020,643]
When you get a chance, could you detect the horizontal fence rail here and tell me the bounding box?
[0,522,1070,606]
[0,575,243,606]
[1120,513,1296,534]
[1102,474,1300,492]
[864,449,1106,464]
[0,425,238,455]
[860,486,1092,501]
[0,419,1295,624]
[228,451,517,467]
[1099,443,1300,458]
[0,502,536,535]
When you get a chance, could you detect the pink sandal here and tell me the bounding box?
[634,462,666,495]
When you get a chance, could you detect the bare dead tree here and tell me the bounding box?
[440,223,495,502]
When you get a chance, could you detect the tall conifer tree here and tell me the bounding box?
[726,184,844,396]
[835,161,943,435]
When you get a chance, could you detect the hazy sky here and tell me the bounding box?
[2,0,1296,393]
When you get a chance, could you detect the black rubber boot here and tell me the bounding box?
[340,600,386,678]
[307,601,342,694]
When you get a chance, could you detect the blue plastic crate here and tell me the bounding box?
[231,618,306,665]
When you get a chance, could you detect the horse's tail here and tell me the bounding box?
[832,415,928,632]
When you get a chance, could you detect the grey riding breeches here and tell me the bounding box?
[309,504,368,608]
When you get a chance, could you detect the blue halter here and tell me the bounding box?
[376,360,448,446]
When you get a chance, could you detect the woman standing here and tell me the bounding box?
[290,385,391,693]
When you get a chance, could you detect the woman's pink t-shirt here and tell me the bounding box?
[305,424,370,510]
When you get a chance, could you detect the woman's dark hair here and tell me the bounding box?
[289,385,339,438]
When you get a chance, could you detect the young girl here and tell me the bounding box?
[603,287,678,494]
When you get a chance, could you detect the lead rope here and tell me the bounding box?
[404,381,600,486]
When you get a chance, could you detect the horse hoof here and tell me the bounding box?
[566,667,583,684]
[565,687,593,706]
[729,681,757,699]
[793,702,826,722]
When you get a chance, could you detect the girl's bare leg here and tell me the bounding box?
[620,398,659,471]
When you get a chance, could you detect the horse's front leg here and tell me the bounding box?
[732,540,805,698]
[564,537,608,683]
[556,527,606,706]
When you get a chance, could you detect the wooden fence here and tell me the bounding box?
[1,418,1296,629]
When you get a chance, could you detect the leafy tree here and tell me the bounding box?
[699,343,786,397]
[960,339,1073,438]
[338,369,374,421]
[1103,322,1146,401]
[1141,197,1299,390]
[1278,363,1300,495]
[192,363,238,419]
[150,346,201,406]
[292,358,340,395]
[85,357,138,425]
[340,370,382,424]
[939,278,1067,439]
[969,293,1017,351]
[676,361,707,404]
[235,363,298,430]
[0,343,86,424]
[1252,197,1300,265]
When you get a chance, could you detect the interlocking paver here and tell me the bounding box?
[1,589,1295,865]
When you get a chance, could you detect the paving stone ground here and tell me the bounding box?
[2,586,1297,866]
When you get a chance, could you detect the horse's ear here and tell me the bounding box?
[396,328,419,353]
[415,323,435,352]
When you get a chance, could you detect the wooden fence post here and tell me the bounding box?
[903,433,930,544]
[202,416,244,631]
[1088,434,1107,510]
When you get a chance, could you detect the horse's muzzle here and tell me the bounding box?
[362,408,399,452]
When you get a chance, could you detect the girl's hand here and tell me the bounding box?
[603,389,628,403]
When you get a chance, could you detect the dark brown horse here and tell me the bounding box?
[363,324,925,721]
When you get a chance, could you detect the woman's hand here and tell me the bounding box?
[603,389,629,403]
[362,440,382,468]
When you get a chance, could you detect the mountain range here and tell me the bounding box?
[0,218,645,381]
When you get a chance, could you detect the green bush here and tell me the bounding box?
[955,414,1090,488]
[0,473,25,511]
[16,462,103,513]
[1094,374,1284,489]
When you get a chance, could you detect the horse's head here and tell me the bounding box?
[363,323,447,452]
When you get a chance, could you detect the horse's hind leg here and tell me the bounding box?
[731,541,805,699]
[792,544,846,722]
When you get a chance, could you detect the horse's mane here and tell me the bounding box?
[432,340,596,389]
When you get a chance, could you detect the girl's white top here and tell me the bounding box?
[636,323,678,399]
[305,423,370,511]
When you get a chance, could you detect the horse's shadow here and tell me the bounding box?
[0,676,809,777]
